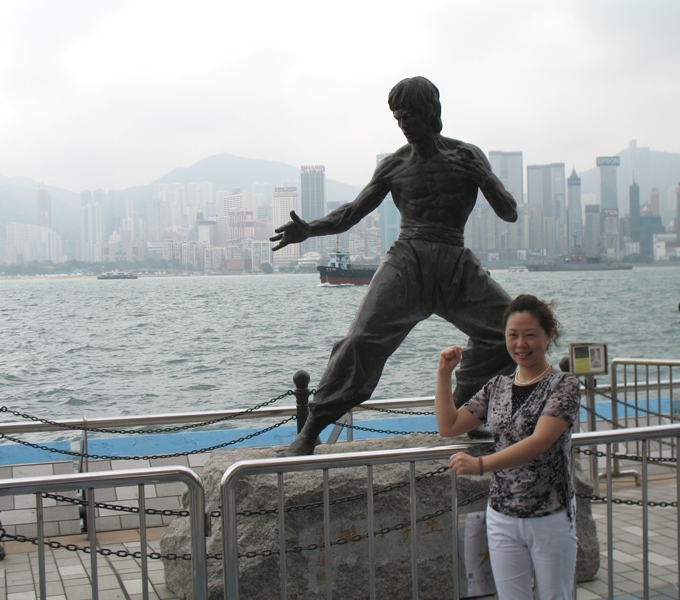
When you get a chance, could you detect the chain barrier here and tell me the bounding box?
[40,465,451,520]
[0,391,293,435]
[0,488,490,562]
[332,420,438,437]
[2,383,678,562]
[576,492,678,508]
[575,446,676,465]
[0,417,295,461]
[366,406,434,416]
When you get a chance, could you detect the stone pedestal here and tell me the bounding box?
[161,434,599,599]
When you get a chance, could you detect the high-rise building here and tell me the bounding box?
[271,187,300,267]
[376,152,400,255]
[650,187,660,216]
[629,181,641,243]
[36,187,51,229]
[583,205,601,257]
[216,189,253,214]
[597,156,620,211]
[187,182,214,218]
[300,165,326,255]
[486,151,524,254]
[567,169,583,251]
[80,190,104,261]
[489,151,524,203]
[527,163,566,256]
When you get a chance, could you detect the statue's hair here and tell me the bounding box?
[388,77,443,134]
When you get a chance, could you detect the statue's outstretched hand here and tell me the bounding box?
[270,210,312,251]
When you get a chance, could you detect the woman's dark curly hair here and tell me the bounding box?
[503,294,562,347]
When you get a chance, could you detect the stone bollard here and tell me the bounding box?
[292,369,311,434]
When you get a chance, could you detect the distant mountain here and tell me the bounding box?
[0,154,364,256]
[153,153,363,205]
[0,175,80,242]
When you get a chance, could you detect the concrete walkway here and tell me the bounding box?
[1,476,678,599]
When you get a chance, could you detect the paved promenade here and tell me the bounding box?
[1,474,677,600]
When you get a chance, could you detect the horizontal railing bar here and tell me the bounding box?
[0,465,203,496]
[223,441,491,482]
[572,423,680,446]
[612,358,680,367]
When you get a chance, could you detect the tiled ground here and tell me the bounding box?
[1,475,678,599]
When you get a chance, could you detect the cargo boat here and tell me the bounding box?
[317,251,377,285]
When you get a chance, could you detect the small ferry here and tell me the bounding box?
[97,270,138,280]
[317,251,377,285]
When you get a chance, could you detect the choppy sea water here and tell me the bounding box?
[1,267,679,432]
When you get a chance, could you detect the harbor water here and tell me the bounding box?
[1,267,679,442]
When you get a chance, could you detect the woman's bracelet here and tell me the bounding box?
[478,456,484,476]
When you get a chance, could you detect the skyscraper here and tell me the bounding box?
[584,205,602,257]
[527,163,566,256]
[650,187,660,216]
[487,151,524,255]
[629,181,641,243]
[36,187,51,229]
[567,169,583,250]
[300,165,325,255]
[489,151,524,204]
[597,156,620,211]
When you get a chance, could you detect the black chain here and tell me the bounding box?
[367,407,435,416]
[332,420,438,437]
[0,391,293,435]
[42,465,451,519]
[0,417,294,461]
[576,492,678,508]
[575,446,677,465]
[0,489,488,562]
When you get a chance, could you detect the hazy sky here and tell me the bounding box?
[1,0,679,192]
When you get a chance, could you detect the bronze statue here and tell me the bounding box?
[271,76,517,456]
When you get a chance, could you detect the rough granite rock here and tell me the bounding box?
[161,434,599,599]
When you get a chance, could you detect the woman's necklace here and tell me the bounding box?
[514,364,552,386]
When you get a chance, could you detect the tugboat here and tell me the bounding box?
[317,251,377,286]
[97,270,138,280]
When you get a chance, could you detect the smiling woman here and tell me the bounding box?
[434,293,581,600]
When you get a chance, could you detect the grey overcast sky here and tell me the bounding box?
[1,0,678,192]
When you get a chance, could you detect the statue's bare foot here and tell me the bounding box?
[278,434,317,457]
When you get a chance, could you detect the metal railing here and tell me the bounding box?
[0,466,208,600]
[573,424,680,600]
[221,441,490,600]
[220,425,680,600]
